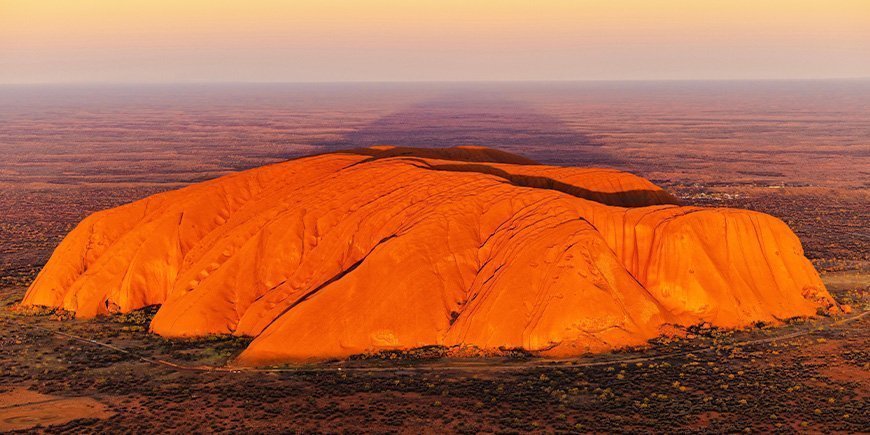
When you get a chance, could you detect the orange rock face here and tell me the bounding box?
[21,146,839,365]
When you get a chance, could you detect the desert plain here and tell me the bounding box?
[0,81,867,432]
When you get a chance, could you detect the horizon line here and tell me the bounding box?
[2,77,870,87]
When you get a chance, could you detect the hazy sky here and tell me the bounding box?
[1,0,869,84]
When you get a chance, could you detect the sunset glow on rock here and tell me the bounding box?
[21,146,840,365]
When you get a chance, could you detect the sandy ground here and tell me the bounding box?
[0,272,866,432]
[0,82,866,432]
[0,387,112,431]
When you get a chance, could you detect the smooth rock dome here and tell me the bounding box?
[21,146,840,365]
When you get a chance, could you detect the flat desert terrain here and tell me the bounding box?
[0,81,867,432]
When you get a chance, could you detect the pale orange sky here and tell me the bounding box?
[1,0,868,83]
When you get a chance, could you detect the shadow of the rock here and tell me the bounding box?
[317,90,620,167]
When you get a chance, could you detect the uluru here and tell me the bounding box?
[21,146,841,366]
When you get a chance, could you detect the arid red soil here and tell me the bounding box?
[0,81,866,431]
[1,280,865,433]
[0,387,112,432]
[1,82,866,282]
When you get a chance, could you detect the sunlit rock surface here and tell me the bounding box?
[22,146,839,365]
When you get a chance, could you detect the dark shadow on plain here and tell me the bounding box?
[316,89,622,167]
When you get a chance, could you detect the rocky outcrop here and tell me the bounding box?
[21,146,839,365]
